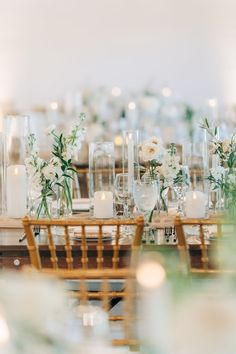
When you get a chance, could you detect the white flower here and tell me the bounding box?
[209,142,218,154]
[29,172,42,192]
[25,157,34,168]
[227,174,236,184]
[77,127,86,141]
[222,139,230,153]
[148,136,159,145]
[50,156,60,166]
[45,124,56,136]
[140,142,159,161]
[42,164,55,180]
[157,150,181,188]
[62,145,75,160]
[210,166,225,181]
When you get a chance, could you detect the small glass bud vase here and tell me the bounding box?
[89,142,115,218]
[3,115,29,218]
[56,178,73,218]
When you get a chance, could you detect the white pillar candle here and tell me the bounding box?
[6,165,27,218]
[185,191,207,218]
[94,191,113,218]
[127,133,134,194]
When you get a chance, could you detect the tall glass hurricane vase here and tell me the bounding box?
[3,115,30,218]
[182,138,209,193]
[122,130,139,214]
[89,142,115,218]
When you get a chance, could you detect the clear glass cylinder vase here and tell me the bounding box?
[89,142,115,218]
[3,115,30,218]
[122,130,139,195]
[182,138,209,193]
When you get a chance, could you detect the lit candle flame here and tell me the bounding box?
[14,167,18,175]
[114,135,123,146]
[101,192,106,200]
[128,133,133,140]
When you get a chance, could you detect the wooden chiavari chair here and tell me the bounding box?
[22,216,143,347]
[174,215,236,275]
[22,216,144,272]
[59,268,138,347]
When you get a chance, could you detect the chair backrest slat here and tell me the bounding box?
[199,224,209,270]
[81,225,88,269]
[96,225,104,269]
[112,225,121,269]
[101,277,109,312]
[47,225,58,270]
[25,224,42,270]
[64,226,73,270]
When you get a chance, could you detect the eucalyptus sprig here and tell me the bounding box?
[200,117,219,138]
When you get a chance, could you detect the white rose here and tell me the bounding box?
[149,136,159,145]
[140,142,159,161]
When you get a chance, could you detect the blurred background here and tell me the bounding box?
[0,0,236,153]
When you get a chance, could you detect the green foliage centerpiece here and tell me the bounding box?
[200,117,236,213]
[26,113,86,218]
